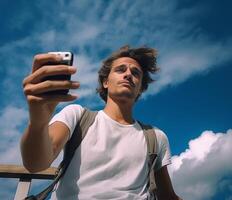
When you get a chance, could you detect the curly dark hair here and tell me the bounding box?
[96,45,159,102]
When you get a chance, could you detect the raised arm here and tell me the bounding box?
[20,53,79,172]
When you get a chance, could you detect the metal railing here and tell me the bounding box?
[0,164,57,200]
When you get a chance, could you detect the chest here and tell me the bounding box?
[78,118,148,175]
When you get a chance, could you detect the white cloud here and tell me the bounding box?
[0,107,27,136]
[72,54,99,87]
[148,38,232,95]
[0,1,231,199]
[169,129,232,200]
[1,0,232,104]
[1,0,232,105]
[0,106,27,164]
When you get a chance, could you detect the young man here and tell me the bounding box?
[21,46,182,199]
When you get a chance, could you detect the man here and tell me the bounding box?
[21,46,182,199]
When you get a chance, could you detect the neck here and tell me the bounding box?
[103,97,134,125]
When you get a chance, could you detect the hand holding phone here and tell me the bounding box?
[23,51,79,101]
[23,51,79,127]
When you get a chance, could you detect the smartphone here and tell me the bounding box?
[42,52,74,95]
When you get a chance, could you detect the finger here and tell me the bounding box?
[27,94,78,104]
[24,80,80,95]
[23,65,77,86]
[32,53,63,72]
[44,94,78,102]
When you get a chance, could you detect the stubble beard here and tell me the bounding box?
[109,89,136,104]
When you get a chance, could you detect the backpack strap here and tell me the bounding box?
[138,121,158,198]
[62,108,98,165]
[59,108,97,179]
[25,108,97,200]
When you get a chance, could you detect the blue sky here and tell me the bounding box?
[0,0,231,199]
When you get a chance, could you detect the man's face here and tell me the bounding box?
[103,57,143,102]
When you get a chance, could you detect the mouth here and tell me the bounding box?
[118,81,135,88]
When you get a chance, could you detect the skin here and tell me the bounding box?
[103,57,143,124]
[21,53,78,172]
[21,55,182,199]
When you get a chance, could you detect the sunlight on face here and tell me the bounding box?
[104,57,143,102]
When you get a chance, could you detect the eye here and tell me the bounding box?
[132,69,142,78]
[114,65,126,73]
[132,70,139,76]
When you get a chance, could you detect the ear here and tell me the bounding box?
[103,78,108,89]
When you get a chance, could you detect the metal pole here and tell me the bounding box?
[14,178,31,200]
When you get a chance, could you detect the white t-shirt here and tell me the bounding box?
[49,104,171,200]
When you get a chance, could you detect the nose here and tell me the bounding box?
[124,67,132,79]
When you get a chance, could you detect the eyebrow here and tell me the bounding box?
[114,64,125,69]
[114,64,143,74]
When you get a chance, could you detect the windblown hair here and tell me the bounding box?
[96,45,159,102]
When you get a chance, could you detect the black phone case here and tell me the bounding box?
[42,54,73,95]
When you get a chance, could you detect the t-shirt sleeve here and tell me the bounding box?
[49,104,85,139]
[153,128,172,171]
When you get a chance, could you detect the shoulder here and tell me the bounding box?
[55,104,85,119]
[153,127,170,153]
[153,128,169,146]
[153,127,172,170]
[49,104,85,134]
[60,104,85,113]
[138,123,170,155]
[137,122,169,146]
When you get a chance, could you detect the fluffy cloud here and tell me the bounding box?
[149,38,232,95]
[169,129,232,200]
[0,1,231,198]
[1,0,232,104]
[0,106,27,164]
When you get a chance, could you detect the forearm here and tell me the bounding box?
[21,52,78,172]
[20,122,54,173]
[155,166,183,200]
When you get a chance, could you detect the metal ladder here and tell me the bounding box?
[0,164,57,200]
